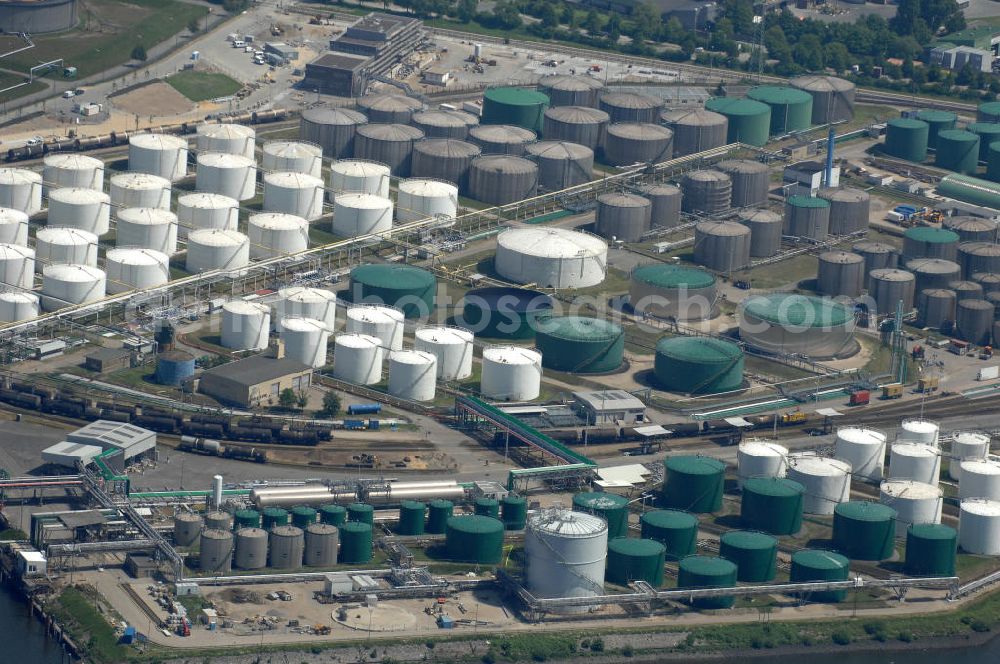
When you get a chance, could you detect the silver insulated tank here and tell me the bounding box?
[784,197,830,240]
[956,298,994,344]
[268,525,305,569]
[356,93,424,124]
[906,258,962,293]
[817,251,865,297]
[467,155,538,205]
[682,170,732,214]
[738,209,783,257]
[411,109,479,139]
[717,160,770,208]
[524,509,608,614]
[869,268,916,315]
[595,192,651,242]
[603,123,673,166]
[304,523,339,566]
[918,289,956,328]
[598,91,663,123]
[300,107,368,158]
[199,528,233,573]
[542,106,609,151]
[524,141,594,191]
[638,183,682,229]
[468,124,537,156]
[234,527,269,569]
[538,74,604,107]
[353,123,424,177]
[660,108,728,157]
[958,242,1000,278]
[944,216,998,243]
[173,512,202,546]
[853,241,898,273]
[694,221,751,272]
[818,187,871,235]
[410,139,481,189]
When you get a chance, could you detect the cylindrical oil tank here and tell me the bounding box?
[263,172,324,220]
[338,522,373,563]
[287,507,315,529]
[262,140,323,178]
[41,264,106,310]
[693,221,750,272]
[738,209,783,257]
[951,432,991,481]
[979,101,1000,122]
[248,212,309,259]
[959,459,1000,501]
[197,123,255,159]
[220,300,270,351]
[329,160,391,200]
[747,85,813,135]
[205,511,232,531]
[704,97,771,146]
[524,509,607,613]
[817,250,865,298]
[129,133,188,181]
[445,515,504,564]
[199,528,233,573]
[660,108,728,157]
[176,192,238,237]
[905,523,957,576]
[936,129,980,174]
[736,441,788,486]
[884,118,929,162]
[682,170,731,214]
[0,244,34,289]
[629,263,716,321]
[303,523,338,566]
[396,500,426,535]
[186,229,250,274]
[640,510,697,559]
[410,138,480,189]
[915,110,957,149]
[109,172,171,210]
[603,123,672,166]
[790,75,856,123]
[350,263,435,319]
[786,455,852,515]
[482,88,548,132]
[43,153,103,192]
[234,509,261,529]
[818,187,871,235]
[47,188,110,236]
[524,140,593,191]
[677,555,737,609]
[959,498,1000,554]
[889,442,941,485]
[459,286,553,339]
[662,456,725,513]
[347,503,374,525]
[606,537,665,586]
[833,501,896,560]
[174,513,202,546]
[956,298,995,343]
[637,183,682,229]
[116,207,177,255]
[0,168,42,215]
[353,123,424,177]
[538,75,604,108]
[481,345,542,401]
[273,286,337,331]
[835,427,887,482]
[320,504,347,526]
[740,477,804,536]
[976,272,1000,294]
[332,193,394,237]
[501,495,527,531]
[945,215,998,243]
[717,159,769,208]
[280,318,329,368]
[415,326,473,380]
[345,304,404,350]
[719,530,777,582]
[495,227,606,288]
[468,124,536,156]
[784,195,830,240]
[332,333,384,385]
[542,106,608,150]
[854,241,898,274]
[195,152,256,201]
[534,316,623,373]
[155,350,195,387]
[396,178,459,222]
[945,279,980,303]
[268,525,304,569]
[594,192,650,242]
[654,337,743,394]
[598,91,662,124]
[105,248,169,294]
[426,499,453,534]
[357,93,423,124]
[869,268,916,315]
[387,349,437,401]
[474,497,500,519]
[0,292,39,323]
[0,207,28,245]
[572,491,629,539]
[898,419,940,446]
[790,549,850,602]
[261,507,289,530]
[467,155,538,205]
[959,241,1000,278]
[300,107,367,158]
[880,480,943,535]
[902,226,960,263]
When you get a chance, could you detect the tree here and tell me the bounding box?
[539,2,559,28]
[187,18,201,34]
[583,10,603,36]
[278,388,296,409]
[560,4,575,27]
[296,392,309,410]
[456,0,476,22]
[490,1,522,30]
[131,44,147,61]
[319,391,342,418]
[627,2,660,42]
[824,42,850,73]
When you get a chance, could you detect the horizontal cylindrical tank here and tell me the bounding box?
[467,155,538,205]
[128,133,188,181]
[786,455,852,515]
[176,192,239,238]
[640,509,697,559]
[388,349,437,401]
[719,530,778,582]
[542,106,608,150]
[109,172,171,210]
[248,212,309,259]
[353,123,424,177]
[105,248,169,294]
[538,75,603,107]
[261,140,323,178]
[199,528,234,573]
[790,549,850,602]
[704,97,771,146]
[889,442,941,486]
[263,171,324,221]
[195,152,257,201]
[677,555,737,609]
[662,455,725,513]
[396,179,458,222]
[869,268,916,315]
[221,300,270,351]
[784,195,830,240]
[410,138,480,189]
[717,159,769,208]
[445,515,504,564]
[606,537,665,586]
[738,209,782,257]
[747,85,813,135]
[185,229,250,274]
[345,304,404,351]
[43,153,103,192]
[833,501,896,560]
[603,123,672,166]
[47,188,110,236]
[0,244,35,289]
[693,221,750,272]
[630,263,716,321]
[415,325,474,380]
[524,509,607,613]
[660,108,728,156]
[524,140,594,192]
[332,333,384,385]
[116,207,178,255]
[41,264,106,311]
[0,168,42,215]
[817,250,865,298]
[834,427,887,482]
[654,336,743,394]
[903,226,960,263]
[480,345,542,401]
[299,106,368,158]
[329,160,391,201]
[905,523,957,577]
[174,513,202,546]
[740,477,804,536]
[959,498,1000,554]
[880,480,943,535]
[598,91,662,124]
[737,441,788,486]
[594,192,650,242]
[682,169,731,214]
[884,118,929,162]
[468,124,536,156]
[332,193,393,238]
[495,227,606,288]
[197,122,255,159]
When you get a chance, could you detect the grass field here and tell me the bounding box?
[0,71,47,103]
[165,70,241,102]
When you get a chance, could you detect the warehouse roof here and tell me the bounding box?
[86,347,131,362]
[66,420,156,459]
[573,390,645,412]
[202,355,311,386]
[309,53,369,71]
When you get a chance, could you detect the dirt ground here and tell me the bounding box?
[110,80,195,117]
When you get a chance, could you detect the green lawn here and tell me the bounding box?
[0,72,47,103]
[48,587,135,663]
[165,70,242,102]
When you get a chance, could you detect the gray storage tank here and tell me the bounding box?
[205,510,232,531]
[356,94,424,124]
[199,528,233,573]
[817,251,865,298]
[300,107,368,158]
[660,108,728,157]
[854,241,898,273]
[918,289,957,328]
[174,513,202,547]
[353,123,424,177]
[234,527,268,569]
[595,192,652,242]
[958,242,1000,278]
[467,155,539,205]
[974,272,1000,293]
[949,280,984,301]
[599,92,664,123]
[784,196,830,240]
[538,75,604,107]
[268,525,305,569]
[944,216,998,243]
[694,221,751,272]
[603,123,673,166]
[869,268,916,315]
[304,523,339,567]
[717,159,770,208]
[738,209,783,258]
[542,106,609,151]
[411,109,479,139]
[410,139,481,189]
[468,124,537,155]
[906,258,962,293]
[682,170,732,214]
[956,298,995,344]
[525,141,594,191]
[819,187,871,235]
[638,183,682,229]
[790,75,856,124]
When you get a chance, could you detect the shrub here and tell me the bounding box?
[863,622,884,635]
[832,631,852,646]
[622,644,634,657]
[590,637,604,652]
[481,652,497,664]
[971,620,991,633]
[898,632,914,643]
[531,653,547,662]
[800,635,814,646]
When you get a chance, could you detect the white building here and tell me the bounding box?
[783,160,840,196]
[16,550,47,577]
[65,420,156,462]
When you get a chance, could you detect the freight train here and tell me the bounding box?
[177,436,268,464]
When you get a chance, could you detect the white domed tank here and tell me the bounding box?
[128,133,189,181]
[104,248,169,294]
[262,140,323,177]
[959,458,1000,501]
[332,194,394,238]
[0,244,34,289]
[959,498,1000,554]
[0,291,39,322]
[345,304,404,351]
[41,264,106,310]
[273,286,337,331]
[950,431,991,480]
[46,188,110,236]
[34,227,98,271]
[524,509,608,613]
[880,480,943,535]
[481,345,542,402]
[889,442,941,485]
[898,419,940,446]
[176,192,239,238]
[396,179,459,223]
[328,160,391,201]
[736,440,788,487]
[333,333,384,385]
[0,168,42,214]
[0,207,29,245]
[263,171,325,220]
[786,455,852,515]
[109,172,171,210]
[196,152,257,201]
[197,122,256,159]
[186,229,250,274]
[414,325,473,380]
[280,317,330,368]
[221,300,270,351]
[495,227,607,289]
[116,207,178,255]
[43,153,104,192]
[834,427,887,482]
[247,212,309,259]
[388,349,437,401]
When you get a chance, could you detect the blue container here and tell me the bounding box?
[343,419,365,430]
[121,626,137,644]
[154,350,195,386]
[348,403,382,415]
[369,419,380,430]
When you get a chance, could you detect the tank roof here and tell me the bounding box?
[633,263,715,289]
[743,477,805,498]
[188,229,246,246]
[351,263,435,288]
[720,530,777,550]
[741,292,853,327]
[607,122,672,139]
[790,75,855,92]
[641,509,698,529]
[915,109,957,122]
[660,108,728,126]
[905,226,960,242]
[539,74,603,91]
[819,186,869,202]
[600,91,661,108]
[497,227,606,258]
[787,195,830,209]
[666,455,726,475]
[880,480,942,499]
[791,549,849,569]
[484,87,550,105]
[469,124,536,142]
[835,501,896,521]
[545,106,610,123]
[656,336,741,362]
[907,523,956,539]
[389,349,436,365]
[938,128,978,142]
[573,491,628,509]
[340,521,372,533]
[447,514,504,533]
[528,509,607,536]
[705,97,770,116]
[534,315,622,341]
[526,140,593,159]
[888,117,928,130]
[748,85,812,104]
[609,536,666,555]
[357,123,423,140]
[679,554,737,575]
[301,106,367,124]
[358,93,423,111]
[819,250,863,264]
[414,138,480,157]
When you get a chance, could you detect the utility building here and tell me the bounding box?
[199,354,312,408]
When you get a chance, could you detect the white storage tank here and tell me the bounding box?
[176,192,239,238]
[0,168,42,215]
[959,498,1000,554]
[273,286,337,331]
[221,300,271,351]
[495,227,607,289]
[46,188,110,236]
[388,349,437,401]
[345,304,404,351]
[414,325,474,380]
[889,442,941,485]
[0,291,39,322]
[41,264,106,311]
[128,133,189,181]
[736,440,788,487]
[196,152,257,201]
[879,480,943,535]
[481,345,542,402]
[786,455,852,515]
[262,140,323,178]
[0,244,34,289]
[280,317,330,368]
[898,418,940,446]
[959,458,1000,501]
[0,207,29,245]
[328,160,391,201]
[105,248,169,294]
[332,194,393,238]
[834,427,887,482]
[263,171,325,220]
[186,229,250,274]
[116,207,178,255]
[43,153,104,192]
[950,431,991,480]
[396,179,459,223]
[247,212,309,259]
[197,122,256,159]
[332,333,384,385]
[525,509,607,613]
[34,227,98,271]
[109,172,171,210]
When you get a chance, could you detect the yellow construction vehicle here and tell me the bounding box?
[882,383,903,399]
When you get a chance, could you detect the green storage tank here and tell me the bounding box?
[884,118,929,162]
[978,101,1000,123]
[639,509,698,559]
[966,122,1000,162]
[234,509,261,529]
[347,503,374,526]
[290,506,317,529]
[833,501,896,561]
[677,555,738,609]
[719,530,778,582]
[534,316,624,373]
[460,286,554,339]
[704,97,771,147]
[426,499,454,534]
[988,142,1000,182]
[349,264,437,319]
[915,110,957,148]
[339,522,373,564]
[903,226,961,262]
[662,456,725,513]
[747,86,813,135]
[740,477,804,536]
[397,500,426,535]
[935,129,980,174]
[501,494,528,530]
[572,492,629,539]
[790,549,850,602]
[941,172,1000,207]
[319,504,347,526]
[482,87,550,132]
[445,515,505,564]
[474,497,500,518]
[904,523,957,577]
[261,507,288,530]
[654,337,744,395]
[606,537,666,586]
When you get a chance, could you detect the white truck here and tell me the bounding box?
[977,365,999,381]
